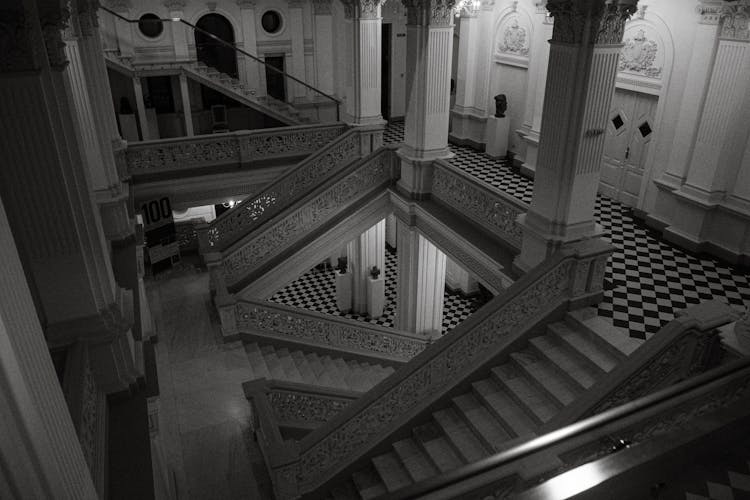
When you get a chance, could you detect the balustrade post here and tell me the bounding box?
[216,294,239,341]
[567,239,614,310]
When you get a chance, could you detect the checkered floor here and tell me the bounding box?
[269,247,488,335]
[384,121,750,340]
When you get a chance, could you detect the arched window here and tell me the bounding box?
[195,13,238,78]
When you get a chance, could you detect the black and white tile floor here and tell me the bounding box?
[384,120,750,339]
[269,247,488,335]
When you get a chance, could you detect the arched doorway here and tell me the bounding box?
[195,13,238,78]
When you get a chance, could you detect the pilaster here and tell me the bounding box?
[178,73,194,136]
[342,0,387,126]
[395,219,446,338]
[515,0,638,272]
[397,0,457,196]
[288,0,308,101]
[313,0,335,95]
[237,0,262,94]
[133,76,150,140]
[164,0,189,60]
[346,220,386,313]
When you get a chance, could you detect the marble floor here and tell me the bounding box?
[147,267,273,499]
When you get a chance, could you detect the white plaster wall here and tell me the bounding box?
[489,64,528,154]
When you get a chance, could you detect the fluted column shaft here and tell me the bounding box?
[396,220,446,338]
[515,0,638,271]
[313,0,335,95]
[397,0,456,196]
[347,220,386,313]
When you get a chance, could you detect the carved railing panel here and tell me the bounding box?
[222,149,394,287]
[208,128,361,250]
[124,123,347,175]
[285,241,611,495]
[431,161,528,250]
[235,300,428,362]
[268,389,355,427]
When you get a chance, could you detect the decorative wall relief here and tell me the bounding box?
[618,28,662,78]
[493,13,532,67]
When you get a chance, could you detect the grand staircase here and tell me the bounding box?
[321,308,643,499]
[103,52,318,125]
[244,342,395,393]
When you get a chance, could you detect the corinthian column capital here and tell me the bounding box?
[341,0,385,19]
[401,0,457,27]
[546,0,636,45]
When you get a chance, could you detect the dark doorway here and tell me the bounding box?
[195,13,238,78]
[381,24,392,120]
[265,55,286,101]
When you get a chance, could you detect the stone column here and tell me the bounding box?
[514,0,638,272]
[450,1,493,149]
[397,0,456,197]
[288,0,308,102]
[681,6,750,203]
[657,3,723,189]
[0,0,137,394]
[164,0,189,61]
[396,220,446,338]
[76,1,133,243]
[518,1,554,178]
[313,0,335,95]
[341,0,387,126]
[347,220,386,314]
[237,0,262,95]
[133,76,150,140]
[0,192,98,499]
[178,73,194,136]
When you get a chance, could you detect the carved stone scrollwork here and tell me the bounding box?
[546,0,636,45]
[222,153,392,284]
[39,2,71,70]
[341,0,384,20]
[236,302,427,359]
[297,259,574,487]
[0,7,41,73]
[79,362,99,473]
[720,4,750,41]
[697,3,722,25]
[431,165,525,249]
[77,0,101,37]
[402,0,457,27]
[268,391,352,424]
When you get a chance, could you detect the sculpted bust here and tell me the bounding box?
[494,94,508,118]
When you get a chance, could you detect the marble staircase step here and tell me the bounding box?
[492,364,558,425]
[510,350,579,407]
[290,350,316,384]
[566,308,642,358]
[392,438,439,483]
[528,335,597,389]
[452,393,513,452]
[432,408,489,463]
[305,352,326,378]
[259,345,286,379]
[549,322,618,373]
[276,348,304,383]
[412,422,464,473]
[371,452,413,493]
[244,343,272,379]
[351,466,387,500]
[472,378,535,439]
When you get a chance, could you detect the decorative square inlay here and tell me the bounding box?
[639,121,652,138]
[612,115,625,130]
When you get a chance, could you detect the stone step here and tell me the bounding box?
[510,350,579,407]
[492,364,558,425]
[566,308,642,358]
[259,345,286,379]
[392,438,439,482]
[371,452,413,493]
[549,322,619,373]
[276,347,304,383]
[453,393,513,452]
[351,466,387,500]
[472,378,536,439]
[412,422,464,473]
[244,343,271,379]
[528,335,598,390]
[432,408,489,463]
[305,352,326,378]
[290,350,317,384]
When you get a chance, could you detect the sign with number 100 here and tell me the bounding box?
[140,197,173,230]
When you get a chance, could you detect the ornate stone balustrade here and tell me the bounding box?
[266,383,358,428]
[258,239,612,496]
[124,123,348,176]
[234,300,428,362]
[221,148,396,287]
[205,127,370,251]
[431,160,529,251]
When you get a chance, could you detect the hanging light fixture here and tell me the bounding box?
[455,0,481,17]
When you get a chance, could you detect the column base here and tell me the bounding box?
[513,212,604,273]
[396,145,454,198]
[96,183,135,243]
[517,128,540,179]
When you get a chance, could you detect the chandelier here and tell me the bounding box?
[455,0,481,17]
